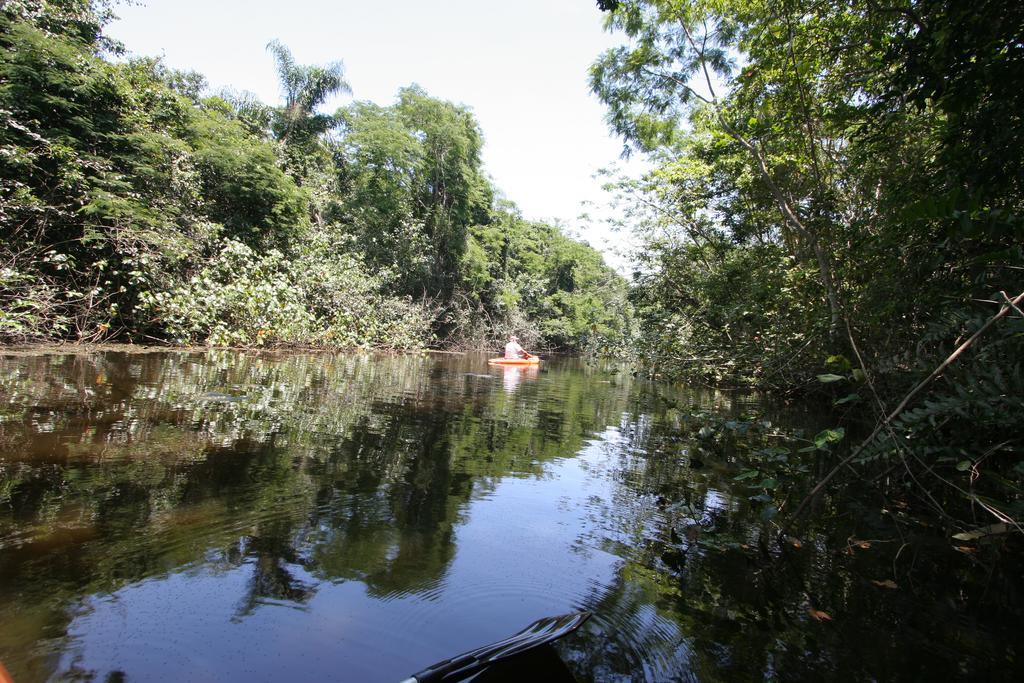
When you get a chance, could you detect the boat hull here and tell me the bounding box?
[488,357,541,365]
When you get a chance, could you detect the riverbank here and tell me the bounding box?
[0,342,469,360]
[0,342,583,358]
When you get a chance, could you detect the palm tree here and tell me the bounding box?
[266,39,351,144]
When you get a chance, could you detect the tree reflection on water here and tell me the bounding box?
[0,350,1019,681]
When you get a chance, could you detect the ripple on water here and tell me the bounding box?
[582,605,693,681]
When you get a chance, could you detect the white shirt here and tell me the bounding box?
[504,341,525,359]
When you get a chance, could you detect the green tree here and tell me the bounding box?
[1,6,307,340]
[336,86,491,299]
[591,0,852,334]
[335,100,431,292]
[394,85,492,298]
[591,0,1023,535]
[265,39,350,146]
[0,0,633,354]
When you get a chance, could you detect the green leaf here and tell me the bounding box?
[814,427,846,448]
[817,373,845,383]
[826,355,852,372]
[834,393,861,406]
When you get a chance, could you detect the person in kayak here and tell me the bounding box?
[504,336,532,360]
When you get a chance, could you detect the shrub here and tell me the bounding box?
[143,237,432,349]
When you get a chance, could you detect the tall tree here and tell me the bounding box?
[395,85,492,297]
[266,39,351,145]
[590,0,857,333]
[337,86,491,299]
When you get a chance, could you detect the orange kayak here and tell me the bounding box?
[488,357,541,365]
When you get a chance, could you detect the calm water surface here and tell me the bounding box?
[0,350,1018,681]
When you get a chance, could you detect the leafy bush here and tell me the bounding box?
[144,238,431,349]
[0,8,308,343]
[854,303,1024,521]
[630,241,826,386]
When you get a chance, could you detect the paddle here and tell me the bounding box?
[400,611,591,683]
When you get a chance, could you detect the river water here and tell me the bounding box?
[0,350,1018,681]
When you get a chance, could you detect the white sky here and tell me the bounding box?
[105,0,645,271]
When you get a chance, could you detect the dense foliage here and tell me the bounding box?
[592,1,1023,538]
[0,0,632,351]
